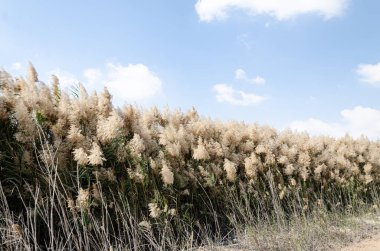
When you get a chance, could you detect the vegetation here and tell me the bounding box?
[0,64,379,250]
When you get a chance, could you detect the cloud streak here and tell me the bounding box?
[195,0,348,22]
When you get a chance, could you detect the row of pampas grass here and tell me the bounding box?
[0,64,380,250]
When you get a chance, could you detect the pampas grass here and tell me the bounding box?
[0,65,380,250]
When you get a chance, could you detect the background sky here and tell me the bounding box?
[1,0,380,139]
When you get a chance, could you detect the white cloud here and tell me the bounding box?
[253,76,266,85]
[83,68,102,86]
[235,68,266,85]
[213,83,265,106]
[4,62,25,76]
[195,0,347,22]
[357,63,380,87]
[289,106,380,139]
[48,69,81,90]
[235,69,247,80]
[10,62,22,70]
[105,63,162,101]
[47,63,162,103]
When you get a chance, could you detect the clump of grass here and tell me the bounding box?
[198,205,380,251]
[0,65,380,250]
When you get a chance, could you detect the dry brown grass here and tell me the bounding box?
[197,209,380,251]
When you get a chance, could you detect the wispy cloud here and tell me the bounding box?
[48,69,81,90]
[4,62,25,75]
[83,68,102,86]
[289,106,380,139]
[237,34,254,50]
[235,69,266,85]
[195,0,348,22]
[10,62,22,71]
[213,84,265,106]
[357,63,380,87]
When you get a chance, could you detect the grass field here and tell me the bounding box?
[1,66,380,250]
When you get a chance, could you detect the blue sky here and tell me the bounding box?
[1,0,380,138]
